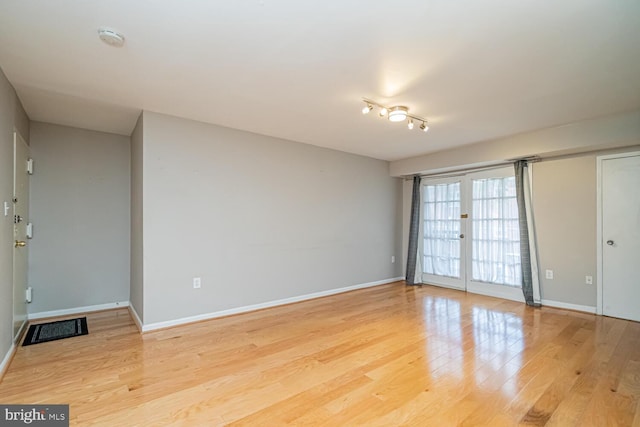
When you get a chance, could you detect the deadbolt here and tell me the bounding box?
[15,240,26,248]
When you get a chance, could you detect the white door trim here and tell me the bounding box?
[596,151,640,316]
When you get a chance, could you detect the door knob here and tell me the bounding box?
[460,234,465,239]
[606,240,614,246]
[15,240,26,247]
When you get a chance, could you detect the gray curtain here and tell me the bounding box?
[514,161,540,307]
[406,175,421,285]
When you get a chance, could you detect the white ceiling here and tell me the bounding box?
[0,1,639,161]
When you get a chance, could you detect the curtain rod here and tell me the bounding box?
[402,156,541,180]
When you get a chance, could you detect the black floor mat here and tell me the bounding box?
[22,317,88,346]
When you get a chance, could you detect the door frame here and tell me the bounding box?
[596,150,640,316]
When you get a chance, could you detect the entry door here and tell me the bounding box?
[13,132,30,341]
[600,153,640,322]
[421,177,466,290]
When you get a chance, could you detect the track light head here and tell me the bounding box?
[379,107,388,117]
[408,119,414,130]
[362,104,373,114]
[420,122,429,132]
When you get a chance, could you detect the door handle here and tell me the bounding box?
[606,240,614,246]
[15,240,26,248]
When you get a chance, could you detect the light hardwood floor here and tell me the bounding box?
[1,282,639,426]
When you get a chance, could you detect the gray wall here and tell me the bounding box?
[532,156,596,306]
[28,122,130,314]
[141,112,402,324]
[130,114,144,321]
[0,67,29,365]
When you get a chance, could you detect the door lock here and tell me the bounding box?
[15,240,26,247]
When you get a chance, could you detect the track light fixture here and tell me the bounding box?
[361,98,429,133]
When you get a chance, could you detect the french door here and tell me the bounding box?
[421,167,524,301]
[422,177,466,290]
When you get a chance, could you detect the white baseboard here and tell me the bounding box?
[28,301,130,321]
[141,277,404,332]
[14,320,28,344]
[128,304,143,332]
[0,342,16,382]
[541,299,596,314]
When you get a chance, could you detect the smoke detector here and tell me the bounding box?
[98,28,125,47]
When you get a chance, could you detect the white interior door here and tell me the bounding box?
[13,131,30,341]
[421,177,466,290]
[600,153,640,322]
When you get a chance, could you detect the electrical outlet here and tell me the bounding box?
[585,275,593,285]
[545,269,554,279]
[193,277,201,289]
[391,256,395,263]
